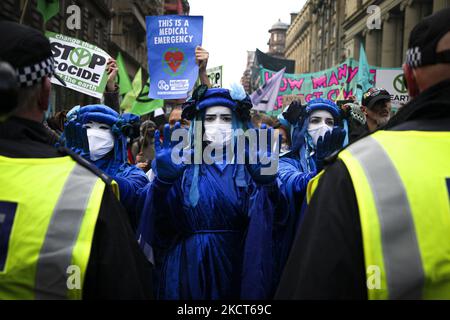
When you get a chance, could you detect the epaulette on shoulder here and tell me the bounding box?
[56,147,114,185]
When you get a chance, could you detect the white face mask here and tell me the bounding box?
[203,106,233,148]
[307,110,334,147]
[85,121,114,161]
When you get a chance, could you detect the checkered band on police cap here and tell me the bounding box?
[405,47,422,68]
[16,56,55,88]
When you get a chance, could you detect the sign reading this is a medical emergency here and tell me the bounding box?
[146,15,203,99]
[46,32,111,99]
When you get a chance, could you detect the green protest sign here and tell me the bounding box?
[116,52,132,95]
[375,68,410,112]
[46,32,111,99]
[207,66,223,87]
[121,68,142,112]
[130,80,164,116]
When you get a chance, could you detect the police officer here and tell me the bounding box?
[0,21,152,299]
[276,8,450,300]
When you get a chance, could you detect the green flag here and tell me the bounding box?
[356,43,372,103]
[120,68,142,112]
[130,80,164,116]
[116,52,132,96]
[37,0,60,23]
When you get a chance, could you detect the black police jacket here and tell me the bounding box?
[0,116,153,299]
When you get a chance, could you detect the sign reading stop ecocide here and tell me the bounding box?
[46,32,111,99]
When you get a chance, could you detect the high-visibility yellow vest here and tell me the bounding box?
[0,155,106,300]
[307,130,450,299]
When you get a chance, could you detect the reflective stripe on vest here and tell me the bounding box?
[306,170,325,205]
[0,156,105,299]
[345,136,424,299]
[338,130,450,299]
[35,164,99,299]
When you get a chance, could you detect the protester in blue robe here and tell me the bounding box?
[64,104,149,228]
[273,99,347,284]
[137,85,284,300]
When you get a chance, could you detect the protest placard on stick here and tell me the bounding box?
[47,32,111,99]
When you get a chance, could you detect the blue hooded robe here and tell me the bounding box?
[64,105,149,227]
[136,87,286,299]
[274,99,347,284]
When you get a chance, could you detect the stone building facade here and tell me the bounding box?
[267,20,289,58]
[109,0,164,77]
[285,1,313,73]
[309,0,346,72]
[343,0,448,67]
[284,0,450,74]
[241,51,256,93]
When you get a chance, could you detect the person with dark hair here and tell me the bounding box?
[0,21,152,299]
[46,111,67,136]
[276,8,450,300]
[361,87,392,132]
[276,124,291,154]
[168,105,190,128]
[132,120,158,172]
[251,112,277,128]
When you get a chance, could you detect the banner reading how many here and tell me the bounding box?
[260,58,378,114]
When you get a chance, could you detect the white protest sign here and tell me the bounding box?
[47,32,111,99]
[376,69,410,112]
[207,66,223,87]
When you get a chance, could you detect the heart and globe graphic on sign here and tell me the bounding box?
[162,48,186,75]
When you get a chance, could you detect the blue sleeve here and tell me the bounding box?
[241,180,286,300]
[113,165,150,228]
[276,157,315,234]
[135,177,184,266]
[271,158,317,288]
[278,157,316,197]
